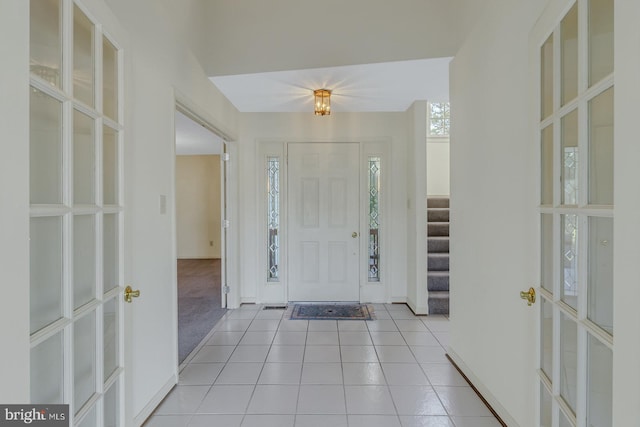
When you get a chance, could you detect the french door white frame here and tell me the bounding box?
[256,140,390,304]
[29,0,126,425]
[531,0,614,425]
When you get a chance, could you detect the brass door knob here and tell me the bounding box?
[352,232,358,238]
[124,285,140,303]
[520,287,536,306]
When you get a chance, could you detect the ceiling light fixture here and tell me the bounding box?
[314,89,331,116]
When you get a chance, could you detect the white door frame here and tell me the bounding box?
[173,101,232,309]
[256,139,391,305]
[171,97,239,310]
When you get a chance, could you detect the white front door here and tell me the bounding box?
[534,1,614,425]
[287,142,360,301]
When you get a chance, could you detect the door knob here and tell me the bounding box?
[520,287,536,306]
[352,232,358,238]
[124,285,141,303]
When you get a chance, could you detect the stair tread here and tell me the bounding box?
[428,291,449,298]
[427,236,449,240]
[428,271,449,276]
[428,253,449,258]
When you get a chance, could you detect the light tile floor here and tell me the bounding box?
[145,304,502,427]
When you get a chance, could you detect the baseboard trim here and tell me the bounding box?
[446,349,516,427]
[133,374,177,427]
[406,301,428,316]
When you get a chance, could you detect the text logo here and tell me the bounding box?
[0,405,68,426]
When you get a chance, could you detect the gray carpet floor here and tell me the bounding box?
[178,259,227,363]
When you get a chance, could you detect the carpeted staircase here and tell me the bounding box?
[427,197,450,315]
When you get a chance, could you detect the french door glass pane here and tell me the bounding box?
[30,216,64,333]
[561,3,578,105]
[104,214,119,292]
[588,87,614,205]
[587,335,613,427]
[103,126,119,205]
[30,88,63,205]
[73,5,95,107]
[103,37,118,121]
[74,110,96,204]
[541,214,554,293]
[30,0,61,87]
[104,381,119,427]
[541,35,554,120]
[74,312,96,413]
[589,0,614,86]
[561,110,579,205]
[76,406,97,427]
[540,298,553,380]
[541,126,554,205]
[588,217,613,335]
[561,214,578,309]
[74,215,96,309]
[104,298,118,380]
[540,385,552,427]
[559,411,573,427]
[31,331,64,404]
[560,313,578,414]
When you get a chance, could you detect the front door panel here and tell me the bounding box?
[288,143,360,301]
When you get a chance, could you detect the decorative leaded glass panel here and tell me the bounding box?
[562,110,579,205]
[561,214,578,310]
[267,157,280,281]
[368,157,381,281]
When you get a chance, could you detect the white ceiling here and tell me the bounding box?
[175,111,224,155]
[209,57,452,113]
[178,57,452,153]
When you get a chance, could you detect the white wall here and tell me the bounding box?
[0,0,30,403]
[94,0,239,423]
[448,0,546,425]
[200,0,484,76]
[236,112,410,304]
[612,0,640,424]
[176,155,222,259]
[426,140,450,196]
[406,102,428,314]
[451,1,640,424]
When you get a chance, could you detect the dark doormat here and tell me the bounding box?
[289,303,374,320]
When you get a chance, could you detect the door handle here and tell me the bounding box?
[352,232,358,238]
[520,287,536,306]
[124,285,141,303]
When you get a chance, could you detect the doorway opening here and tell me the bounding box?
[174,109,227,363]
[426,101,451,314]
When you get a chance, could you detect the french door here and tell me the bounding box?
[29,1,125,425]
[536,0,614,426]
[287,143,360,301]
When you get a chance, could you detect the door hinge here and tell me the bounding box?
[222,153,230,161]
[223,285,230,294]
[223,219,230,228]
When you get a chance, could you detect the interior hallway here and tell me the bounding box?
[146,304,501,427]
